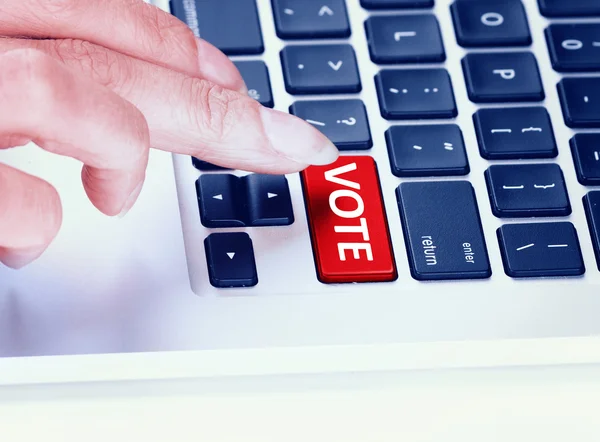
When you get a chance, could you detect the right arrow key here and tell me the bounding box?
[244,174,295,226]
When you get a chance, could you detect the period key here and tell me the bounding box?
[301,156,397,284]
[396,181,491,280]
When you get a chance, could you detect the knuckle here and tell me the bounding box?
[186,79,249,143]
[50,39,128,90]
[139,4,197,62]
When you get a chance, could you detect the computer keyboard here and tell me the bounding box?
[6,0,600,387]
[169,0,600,292]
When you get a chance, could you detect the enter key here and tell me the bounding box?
[396,181,491,280]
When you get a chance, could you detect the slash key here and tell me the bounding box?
[396,181,491,280]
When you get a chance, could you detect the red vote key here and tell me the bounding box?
[301,156,397,283]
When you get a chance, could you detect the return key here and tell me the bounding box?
[396,181,491,280]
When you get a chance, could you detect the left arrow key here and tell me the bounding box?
[196,174,246,228]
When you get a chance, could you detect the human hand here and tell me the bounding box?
[0,0,339,268]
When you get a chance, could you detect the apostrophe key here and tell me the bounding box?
[385,124,469,177]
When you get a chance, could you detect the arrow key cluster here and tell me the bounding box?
[196,173,294,228]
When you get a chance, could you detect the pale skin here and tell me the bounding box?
[0,0,340,269]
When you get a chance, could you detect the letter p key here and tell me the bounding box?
[493,69,516,80]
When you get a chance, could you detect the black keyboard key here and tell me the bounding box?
[497,223,585,278]
[538,0,600,18]
[289,100,372,151]
[365,15,445,64]
[204,233,259,288]
[396,181,491,281]
[234,61,274,108]
[171,0,263,55]
[281,45,361,95]
[570,133,600,185]
[243,174,294,226]
[451,0,531,48]
[361,0,434,8]
[485,164,571,218]
[545,24,600,73]
[272,0,350,39]
[583,192,600,270]
[375,69,457,120]
[196,174,245,228]
[557,78,600,128]
[462,53,544,103]
[473,107,557,160]
[385,124,469,177]
[192,157,230,171]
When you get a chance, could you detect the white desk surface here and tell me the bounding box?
[1,365,600,441]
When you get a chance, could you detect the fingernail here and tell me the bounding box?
[118,181,144,218]
[196,38,248,94]
[259,107,339,166]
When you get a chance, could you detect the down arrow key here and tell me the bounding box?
[205,233,258,288]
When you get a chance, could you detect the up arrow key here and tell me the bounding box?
[319,6,334,16]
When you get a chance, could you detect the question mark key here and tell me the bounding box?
[289,99,373,151]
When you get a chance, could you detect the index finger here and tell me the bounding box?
[0,0,246,92]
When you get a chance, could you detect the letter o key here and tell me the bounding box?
[481,12,504,27]
[562,39,583,51]
[329,190,364,219]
